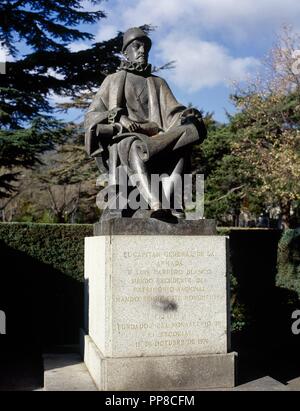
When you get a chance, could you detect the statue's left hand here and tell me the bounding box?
[138,122,160,136]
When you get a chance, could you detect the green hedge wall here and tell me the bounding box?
[0,223,93,351]
[0,223,93,282]
[277,228,300,296]
[0,223,296,352]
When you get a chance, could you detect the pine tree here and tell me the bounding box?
[0,0,122,198]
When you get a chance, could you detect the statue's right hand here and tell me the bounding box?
[119,116,138,131]
[120,115,139,132]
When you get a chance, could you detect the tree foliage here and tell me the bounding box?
[0,0,105,56]
[190,27,300,227]
[0,125,100,223]
[0,117,68,198]
[231,26,300,227]
[0,0,118,199]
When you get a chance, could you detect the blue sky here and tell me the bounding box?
[3,0,300,124]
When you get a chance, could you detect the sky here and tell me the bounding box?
[68,0,300,123]
[2,0,300,123]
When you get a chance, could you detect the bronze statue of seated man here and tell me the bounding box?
[85,27,207,221]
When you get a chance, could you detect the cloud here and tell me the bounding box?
[92,0,300,54]
[84,0,300,94]
[68,42,91,52]
[79,0,105,12]
[115,0,300,39]
[95,25,118,42]
[49,93,72,106]
[47,68,64,80]
[157,34,260,92]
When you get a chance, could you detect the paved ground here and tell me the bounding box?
[43,354,97,391]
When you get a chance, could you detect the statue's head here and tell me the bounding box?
[122,27,152,65]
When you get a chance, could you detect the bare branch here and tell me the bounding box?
[209,185,245,203]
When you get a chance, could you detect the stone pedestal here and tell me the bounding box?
[81,220,236,390]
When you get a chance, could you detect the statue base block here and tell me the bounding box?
[82,227,236,390]
[94,218,217,236]
[81,330,236,390]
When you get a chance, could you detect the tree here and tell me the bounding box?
[0,1,105,55]
[191,27,300,227]
[0,117,67,198]
[36,126,99,223]
[0,0,108,127]
[191,112,250,226]
[0,0,120,198]
[0,1,102,199]
[231,26,300,228]
[0,126,100,223]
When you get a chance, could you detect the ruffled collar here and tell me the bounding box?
[118,60,152,76]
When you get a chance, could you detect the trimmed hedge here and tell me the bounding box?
[277,228,300,297]
[0,223,93,350]
[0,223,93,282]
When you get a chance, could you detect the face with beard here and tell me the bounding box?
[124,39,150,65]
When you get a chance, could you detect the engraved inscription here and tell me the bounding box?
[111,238,227,356]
